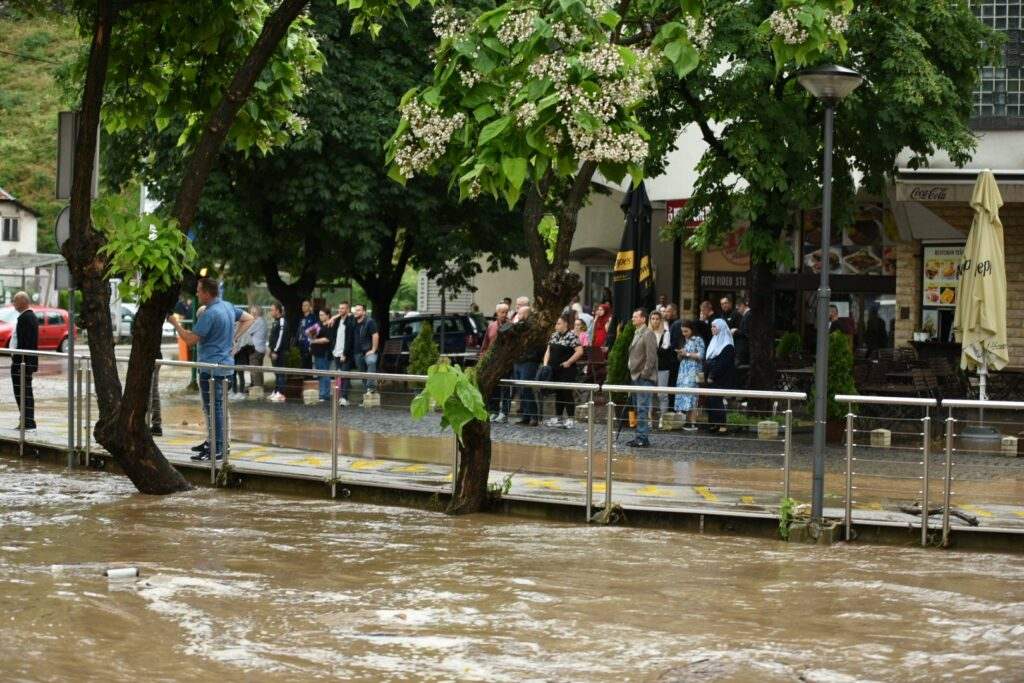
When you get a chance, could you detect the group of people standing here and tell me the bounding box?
[480,294,750,447]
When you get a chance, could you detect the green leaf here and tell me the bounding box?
[478,115,511,146]
[501,156,528,190]
[410,391,430,420]
[599,10,620,28]
[473,103,496,122]
[427,365,459,406]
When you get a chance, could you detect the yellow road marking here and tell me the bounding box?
[637,485,673,497]
[960,504,994,518]
[740,495,755,505]
[1014,511,1024,519]
[444,474,453,482]
[231,447,267,460]
[592,482,606,493]
[391,463,428,474]
[167,438,194,446]
[253,454,277,463]
[293,457,326,467]
[351,460,385,470]
[523,478,561,491]
[694,486,718,502]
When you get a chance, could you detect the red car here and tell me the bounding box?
[0,306,77,352]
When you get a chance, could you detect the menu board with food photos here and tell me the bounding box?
[922,245,964,308]
[801,204,897,276]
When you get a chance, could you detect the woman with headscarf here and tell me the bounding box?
[703,318,737,434]
[592,303,612,349]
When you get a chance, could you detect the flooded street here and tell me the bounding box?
[1,459,1023,681]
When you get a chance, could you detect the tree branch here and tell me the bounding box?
[553,160,598,269]
[679,79,741,170]
[171,0,311,231]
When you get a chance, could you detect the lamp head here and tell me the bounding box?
[796,64,864,103]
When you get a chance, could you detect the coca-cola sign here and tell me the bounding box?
[909,186,950,201]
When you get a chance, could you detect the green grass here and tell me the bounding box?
[0,13,83,254]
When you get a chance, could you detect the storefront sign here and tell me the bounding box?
[908,186,951,202]
[665,198,705,227]
[700,271,749,289]
[922,244,964,308]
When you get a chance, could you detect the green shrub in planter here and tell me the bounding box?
[284,346,303,369]
[605,322,635,403]
[775,331,802,359]
[408,322,439,375]
[809,331,857,420]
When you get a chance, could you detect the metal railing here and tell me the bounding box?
[835,395,938,546]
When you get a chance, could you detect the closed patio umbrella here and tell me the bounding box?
[953,169,1009,402]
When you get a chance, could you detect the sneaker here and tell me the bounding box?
[270,392,286,403]
[683,425,698,433]
[191,440,209,452]
[230,392,246,402]
[489,413,500,422]
[151,426,163,437]
[338,397,349,407]
[544,417,563,428]
[529,418,539,427]
[561,418,575,429]
[495,412,507,424]
[516,417,532,426]
[626,437,650,448]
[190,452,224,462]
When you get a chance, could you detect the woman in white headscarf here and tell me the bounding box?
[704,319,737,433]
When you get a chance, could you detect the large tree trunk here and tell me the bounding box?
[746,259,776,394]
[64,0,314,494]
[447,166,595,514]
[62,1,190,492]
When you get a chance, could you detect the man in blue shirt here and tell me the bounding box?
[168,278,254,460]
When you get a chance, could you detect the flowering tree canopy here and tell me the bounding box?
[386,0,851,209]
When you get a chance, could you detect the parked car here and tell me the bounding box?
[119,303,177,340]
[0,306,77,352]
[388,313,484,361]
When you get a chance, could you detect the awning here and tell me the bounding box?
[893,169,1024,235]
[895,169,1024,204]
[0,251,66,270]
[568,247,616,264]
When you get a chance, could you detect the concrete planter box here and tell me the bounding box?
[247,386,264,399]
[757,421,779,440]
[1002,436,1019,457]
[871,428,891,448]
[302,389,319,405]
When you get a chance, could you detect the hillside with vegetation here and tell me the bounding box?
[0,9,82,253]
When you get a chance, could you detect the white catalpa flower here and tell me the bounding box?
[498,9,539,46]
[685,14,716,51]
[432,6,467,41]
[393,100,467,178]
[148,224,158,241]
[768,8,808,45]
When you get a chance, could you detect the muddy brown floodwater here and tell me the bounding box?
[2,458,1023,682]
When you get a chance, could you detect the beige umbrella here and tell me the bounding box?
[953,169,1009,401]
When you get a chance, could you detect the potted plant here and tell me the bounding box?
[810,331,857,443]
[408,322,439,375]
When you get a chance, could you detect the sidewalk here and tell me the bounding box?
[3,401,1022,537]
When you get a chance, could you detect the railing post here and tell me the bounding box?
[783,402,793,501]
[221,378,231,467]
[604,400,615,511]
[331,380,339,499]
[845,408,854,542]
[586,392,595,522]
[921,410,931,547]
[209,376,218,485]
[67,348,75,469]
[18,361,26,457]
[942,408,954,548]
[84,367,92,467]
[76,366,83,452]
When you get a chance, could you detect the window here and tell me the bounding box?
[973,0,1022,31]
[1,217,18,242]
[47,313,63,326]
[972,1,1024,118]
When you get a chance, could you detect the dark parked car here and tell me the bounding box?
[389,314,485,360]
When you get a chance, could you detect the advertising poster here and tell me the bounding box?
[802,204,892,276]
[922,245,964,308]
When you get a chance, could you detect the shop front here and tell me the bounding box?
[892,169,1024,367]
[774,203,898,356]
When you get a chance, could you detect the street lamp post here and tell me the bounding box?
[797,65,864,522]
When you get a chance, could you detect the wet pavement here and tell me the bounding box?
[3,391,1024,535]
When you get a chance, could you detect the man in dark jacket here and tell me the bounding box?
[267,302,291,401]
[9,292,39,430]
[327,301,356,406]
[734,298,752,366]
